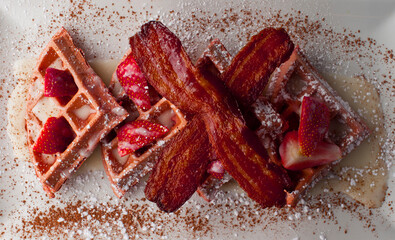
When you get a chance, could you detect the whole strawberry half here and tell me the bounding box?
[298,96,330,156]
[116,54,151,111]
[117,120,169,157]
[33,117,75,154]
[279,131,341,171]
[44,68,78,97]
[207,160,225,179]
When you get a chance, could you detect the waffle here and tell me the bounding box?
[265,47,370,205]
[196,38,233,76]
[196,40,369,205]
[25,27,128,197]
[101,50,188,198]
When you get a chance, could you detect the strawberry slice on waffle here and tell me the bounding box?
[33,117,75,154]
[117,120,169,157]
[207,160,225,179]
[280,131,341,171]
[280,96,341,170]
[44,68,78,97]
[298,96,331,156]
[116,53,151,111]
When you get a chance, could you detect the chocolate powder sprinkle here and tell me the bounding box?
[1,0,394,239]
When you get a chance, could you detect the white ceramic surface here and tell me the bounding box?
[0,0,394,239]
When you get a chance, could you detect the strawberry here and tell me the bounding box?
[117,120,168,157]
[298,96,330,156]
[207,160,225,179]
[116,54,151,111]
[44,68,78,97]
[33,117,75,154]
[279,131,341,171]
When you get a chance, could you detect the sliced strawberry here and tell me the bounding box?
[117,120,168,157]
[298,96,330,156]
[207,160,225,179]
[280,131,341,171]
[44,68,78,97]
[116,54,151,111]
[33,117,75,154]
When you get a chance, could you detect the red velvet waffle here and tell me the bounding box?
[26,28,128,197]
[196,40,369,205]
[266,47,370,205]
[101,50,187,198]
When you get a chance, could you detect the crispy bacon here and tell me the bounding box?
[144,116,211,212]
[130,22,212,115]
[131,21,291,209]
[203,112,290,206]
[223,28,294,106]
[130,21,241,118]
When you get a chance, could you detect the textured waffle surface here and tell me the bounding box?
[26,28,128,197]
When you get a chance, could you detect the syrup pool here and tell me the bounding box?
[313,74,388,208]
[7,59,388,207]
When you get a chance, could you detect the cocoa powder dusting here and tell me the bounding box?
[11,192,389,239]
[1,0,394,239]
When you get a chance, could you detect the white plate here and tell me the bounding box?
[0,0,394,239]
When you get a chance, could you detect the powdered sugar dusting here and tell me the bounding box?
[1,0,394,239]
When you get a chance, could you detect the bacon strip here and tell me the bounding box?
[203,112,290,206]
[131,21,291,209]
[130,22,214,115]
[223,28,294,106]
[144,116,211,212]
